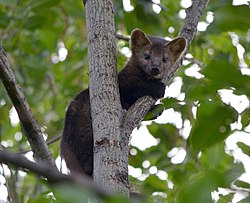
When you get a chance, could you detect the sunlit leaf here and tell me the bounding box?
[203,61,250,97]
[234,180,250,189]
[188,100,237,154]
[0,0,249,202]
[176,169,225,203]
[144,175,167,192]
[217,193,234,203]
[208,5,250,33]
[144,103,165,121]
[237,142,250,157]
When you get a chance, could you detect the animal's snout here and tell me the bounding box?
[151,66,160,76]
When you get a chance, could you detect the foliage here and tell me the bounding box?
[0,0,250,202]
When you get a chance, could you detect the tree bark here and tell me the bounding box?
[84,0,208,197]
[0,45,56,167]
[0,149,112,199]
[85,0,129,195]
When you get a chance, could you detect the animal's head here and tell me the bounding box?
[130,28,186,79]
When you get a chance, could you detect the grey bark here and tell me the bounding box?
[0,0,209,198]
[85,0,129,195]
[84,0,209,197]
[0,45,56,167]
[0,149,111,199]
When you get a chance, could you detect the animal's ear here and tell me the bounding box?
[165,37,186,62]
[130,28,151,51]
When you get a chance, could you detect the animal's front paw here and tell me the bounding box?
[151,83,165,99]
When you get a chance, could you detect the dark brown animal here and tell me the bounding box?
[61,28,186,176]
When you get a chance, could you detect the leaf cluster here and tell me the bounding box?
[0,0,250,202]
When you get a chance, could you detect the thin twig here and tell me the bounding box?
[150,0,168,11]
[115,33,130,42]
[47,134,61,145]
[17,134,62,154]
[184,57,204,67]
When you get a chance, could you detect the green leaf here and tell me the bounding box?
[184,81,218,101]
[224,162,244,184]
[37,30,57,50]
[176,169,225,203]
[24,15,45,30]
[147,123,180,150]
[0,11,10,28]
[106,195,135,203]
[234,180,250,189]
[217,193,234,203]
[208,5,250,33]
[144,103,165,121]
[54,183,98,203]
[30,0,61,12]
[144,175,167,192]
[28,194,55,203]
[200,143,244,186]
[202,61,250,96]
[240,195,250,203]
[207,34,238,56]
[1,0,249,201]
[188,100,237,154]
[162,97,181,110]
[237,142,250,157]
[241,108,250,128]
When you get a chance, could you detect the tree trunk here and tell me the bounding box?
[84,0,208,197]
[85,0,129,196]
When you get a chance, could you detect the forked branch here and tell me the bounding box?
[122,0,209,133]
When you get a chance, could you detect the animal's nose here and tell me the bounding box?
[151,67,160,76]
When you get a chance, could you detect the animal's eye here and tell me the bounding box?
[162,57,168,63]
[144,54,150,60]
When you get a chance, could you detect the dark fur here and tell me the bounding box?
[61,29,186,176]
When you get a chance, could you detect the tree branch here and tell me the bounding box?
[122,96,154,137]
[115,33,130,42]
[185,57,204,67]
[122,0,209,133]
[0,149,111,199]
[0,45,56,167]
[163,0,209,83]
